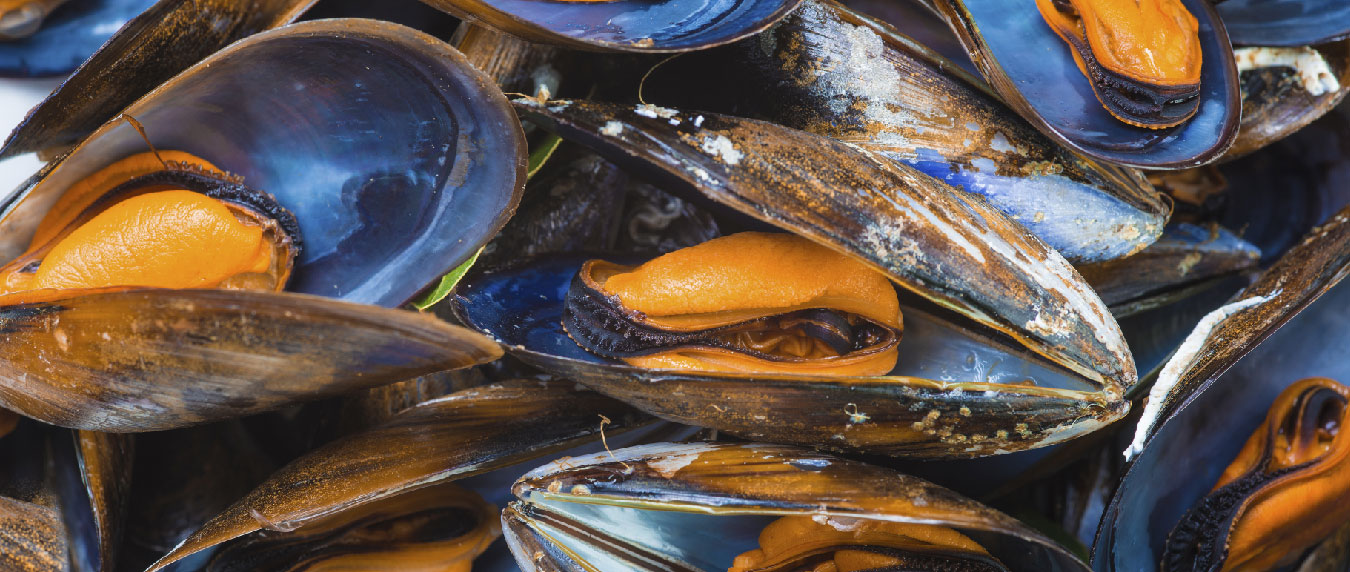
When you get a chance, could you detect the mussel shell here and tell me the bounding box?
[1077,223,1260,313]
[505,442,1089,571]
[1217,0,1350,47]
[0,0,157,77]
[657,0,1167,263]
[0,18,525,307]
[145,380,649,571]
[1094,206,1350,570]
[0,0,317,159]
[456,255,1124,458]
[1225,40,1350,160]
[1208,101,1350,264]
[419,0,804,52]
[512,100,1132,392]
[466,100,1134,457]
[926,0,1240,167]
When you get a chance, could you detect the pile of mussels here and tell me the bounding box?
[1,0,1349,570]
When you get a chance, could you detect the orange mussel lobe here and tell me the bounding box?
[562,232,902,376]
[729,515,1007,572]
[1036,0,1203,129]
[0,152,300,305]
[1164,377,1350,572]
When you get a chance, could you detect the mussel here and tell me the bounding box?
[563,232,903,376]
[1225,41,1350,159]
[418,0,803,52]
[502,442,1089,571]
[1095,203,1350,570]
[204,482,500,571]
[1035,0,1202,129]
[458,99,1136,458]
[1163,377,1350,572]
[924,0,1240,167]
[0,0,66,40]
[0,18,524,431]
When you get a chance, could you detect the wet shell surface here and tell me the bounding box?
[503,442,1090,571]
[0,18,525,431]
[925,0,1240,167]
[419,0,804,52]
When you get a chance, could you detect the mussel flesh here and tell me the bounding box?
[204,482,499,571]
[563,232,903,376]
[1035,0,1201,128]
[729,515,1008,572]
[0,151,299,304]
[1163,377,1350,572]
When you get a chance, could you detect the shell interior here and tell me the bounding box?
[0,20,524,307]
[458,255,1094,392]
[932,0,1239,167]
[1095,271,1350,569]
[1217,0,1350,47]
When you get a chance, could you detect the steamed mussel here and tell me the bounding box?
[1164,377,1350,571]
[563,232,903,376]
[729,516,1009,572]
[1035,0,1202,128]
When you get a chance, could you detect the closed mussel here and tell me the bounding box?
[654,0,1168,263]
[456,99,1135,458]
[503,442,1089,571]
[0,18,525,432]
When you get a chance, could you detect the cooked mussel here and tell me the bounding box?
[564,232,903,376]
[1225,41,1350,159]
[1163,377,1350,572]
[459,100,1135,458]
[0,19,524,432]
[924,0,1239,167]
[204,482,499,571]
[1035,0,1202,129]
[1095,204,1350,570]
[503,442,1089,571]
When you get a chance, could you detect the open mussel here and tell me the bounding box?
[457,99,1135,458]
[418,0,803,52]
[1095,202,1350,570]
[1035,0,1202,129]
[503,442,1089,571]
[0,18,524,432]
[1163,377,1350,571]
[923,0,1239,166]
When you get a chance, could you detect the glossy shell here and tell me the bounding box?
[1,18,524,306]
[926,0,1240,167]
[0,0,318,158]
[0,0,157,77]
[457,100,1135,458]
[419,0,804,52]
[1095,205,1350,570]
[0,19,524,431]
[1217,0,1350,47]
[504,442,1090,571]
